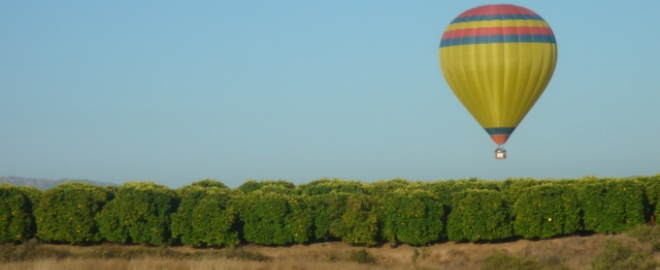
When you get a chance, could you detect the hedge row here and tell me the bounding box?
[1,175,659,246]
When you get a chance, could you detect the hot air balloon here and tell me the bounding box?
[439,4,557,159]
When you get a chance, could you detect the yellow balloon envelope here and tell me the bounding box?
[439,4,557,146]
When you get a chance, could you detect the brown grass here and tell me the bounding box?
[2,232,659,270]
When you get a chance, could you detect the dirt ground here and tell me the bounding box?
[232,234,633,269]
[0,234,651,270]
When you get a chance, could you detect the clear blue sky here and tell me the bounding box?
[2,1,659,188]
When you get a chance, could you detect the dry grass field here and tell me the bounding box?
[2,229,660,270]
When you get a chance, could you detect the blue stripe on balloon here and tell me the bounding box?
[485,127,516,135]
[451,14,544,23]
[440,34,556,48]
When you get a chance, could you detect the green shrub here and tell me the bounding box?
[1,176,653,248]
[578,179,646,233]
[237,191,311,245]
[423,179,500,238]
[363,178,411,195]
[287,195,313,244]
[501,178,545,204]
[171,184,239,247]
[0,184,35,242]
[380,190,444,245]
[331,193,379,245]
[171,182,238,247]
[171,185,209,245]
[447,189,512,242]
[636,174,660,220]
[191,194,240,247]
[96,182,177,245]
[295,178,365,196]
[34,182,112,244]
[422,180,455,207]
[188,179,229,189]
[426,179,502,207]
[12,186,41,213]
[236,180,295,194]
[512,184,581,239]
[305,193,349,241]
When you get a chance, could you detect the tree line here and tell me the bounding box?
[1,175,659,247]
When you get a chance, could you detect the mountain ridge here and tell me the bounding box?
[0,176,118,190]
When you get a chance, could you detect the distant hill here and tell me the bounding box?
[0,176,118,190]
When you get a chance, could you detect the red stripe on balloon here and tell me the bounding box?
[442,27,553,40]
[457,4,536,17]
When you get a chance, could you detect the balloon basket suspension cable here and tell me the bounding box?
[495,145,507,160]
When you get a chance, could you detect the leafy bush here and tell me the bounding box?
[188,179,229,189]
[171,182,238,247]
[236,191,311,245]
[363,178,411,195]
[34,182,112,244]
[287,195,313,244]
[331,193,379,245]
[636,174,660,220]
[3,176,660,247]
[171,185,209,245]
[0,184,35,242]
[171,184,239,247]
[424,178,502,240]
[578,179,646,233]
[512,183,581,239]
[305,193,348,241]
[501,178,545,204]
[236,180,295,194]
[447,189,512,242]
[380,190,444,245]
[426,179,502,206]
[296,178,365,196]
[12,186,41,212]
[96,182,177,245]
[190,194,240,247]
